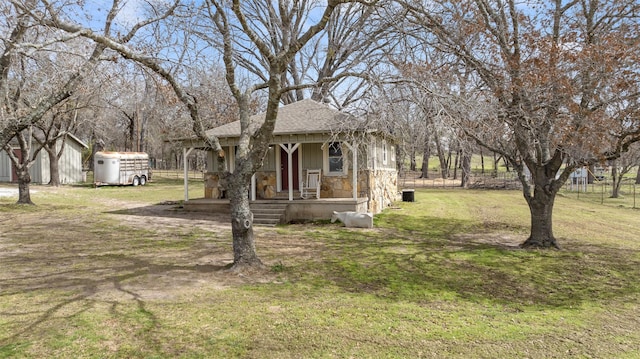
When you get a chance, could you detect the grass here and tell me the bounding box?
[1,183,640,358]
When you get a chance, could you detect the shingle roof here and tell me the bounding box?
[205,99,353,138]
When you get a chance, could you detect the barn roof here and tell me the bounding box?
[6,132,88,148]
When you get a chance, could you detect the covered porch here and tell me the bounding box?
[175,100,399,222]
[180,139,362,199]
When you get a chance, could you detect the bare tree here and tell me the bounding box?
[44,0,375,271]
[302,2,393,109]
[199,0,376,270]
[34,101,81,187]
[1,2,100,203]
[399,0,640,248]
[2,0,176,203]
[610,143,640,198]
[2,127,40,204]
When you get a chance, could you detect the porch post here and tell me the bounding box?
[352,143,358,200]
[183,147,194,202]
[251,173,256,201]
[344,142,358,200]
[287,149,293,201]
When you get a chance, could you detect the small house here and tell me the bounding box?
[179,100,399,224]
[0,133,88,184]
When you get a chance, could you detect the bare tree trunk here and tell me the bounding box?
[611,160,621,198]
[409,147,417,171]
[39,134,67,187]
[420,136,430,179]
[433,133,448,179]
[480,149,485,175]
[16,168,34,205]
[139,119,147,153]
[227,174,263,270]
[636,166,640,185]
[503,157,511,172]
[453,149,460,180]
[522,196,558,248]
[46,147,61,187]
[460,151,471,188]
[5,129,38,204]
[492,152,499,178]
[124,111,136,152]
[90,137,104,172]
[396,145,405,178]
[521,174,560,249]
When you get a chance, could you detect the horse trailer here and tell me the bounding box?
[94,151,150,186]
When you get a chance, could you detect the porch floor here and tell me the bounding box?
[183,194,369,225]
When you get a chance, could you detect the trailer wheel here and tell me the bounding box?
[140,176,147,186]
[132,176,140,186]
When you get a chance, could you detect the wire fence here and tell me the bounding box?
[398,171,521,190]
[561,179,639,209]
[399,170,639,209]
[152,169,205,180]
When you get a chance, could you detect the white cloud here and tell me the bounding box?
[115,0,147,27]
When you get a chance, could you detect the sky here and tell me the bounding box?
[78,0,161,32]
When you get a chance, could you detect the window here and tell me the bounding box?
[97,160,104,165]
[328,142,343,174]
[382,140,388,165]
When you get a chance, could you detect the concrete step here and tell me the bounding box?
[252,218,281,227]
[251,202,288,226]
[252,205,288,210]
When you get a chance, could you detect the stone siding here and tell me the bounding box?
[204,172,223,199]
[255,171,277,199]
[320,173,354,199]
[205,171,278,199]
[320,169,399,213]
[362,169,399,213]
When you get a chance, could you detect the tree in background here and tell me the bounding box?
[399,0,640,248]
[610,143,640,198]
[297,2,393,109]
[34,101,82,187]
[1,2,100,203]
[2,0,175,203]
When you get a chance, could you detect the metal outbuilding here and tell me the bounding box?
[0,133,88,184]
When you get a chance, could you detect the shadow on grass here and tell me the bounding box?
[294,212,640,309]
[105,203,230,224]
[0,209,234,354]
[0,250,229,348]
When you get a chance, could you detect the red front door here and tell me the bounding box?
[280,146,299,190]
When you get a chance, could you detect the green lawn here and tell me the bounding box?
[1,183,640,358]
